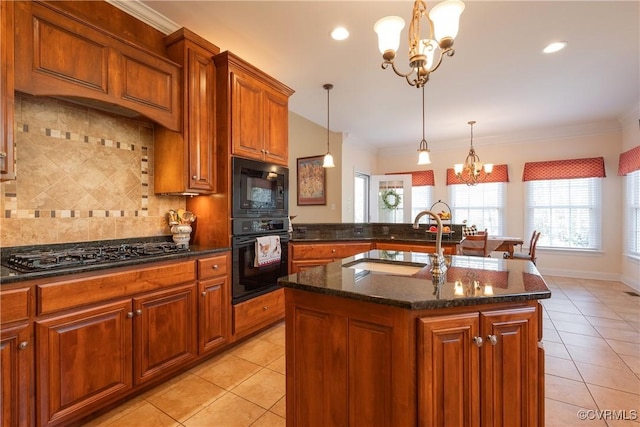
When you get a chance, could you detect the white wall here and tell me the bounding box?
[341,134,378,222]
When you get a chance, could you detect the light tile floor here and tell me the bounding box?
[84,276,640,427]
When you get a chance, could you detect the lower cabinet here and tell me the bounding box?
[1,322,32,427]
[35,284,197,427]
[197,254,231,354]
[417,306,539,427]
[233,288,285,340]
[289,242,373,273]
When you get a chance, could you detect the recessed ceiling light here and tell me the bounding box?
[543,41,567,54]
[331,26,349,41]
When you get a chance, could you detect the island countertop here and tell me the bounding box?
[277,250,551,310]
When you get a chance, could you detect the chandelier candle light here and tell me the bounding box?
[374,0,465,88]
[454,120,493,186]
[322,83,335,168]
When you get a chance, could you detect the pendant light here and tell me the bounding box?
[322,83,335,168]
[417,85,431,165]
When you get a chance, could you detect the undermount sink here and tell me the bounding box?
[344,260,426,276]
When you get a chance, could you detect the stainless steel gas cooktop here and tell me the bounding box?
[3,242,188,273]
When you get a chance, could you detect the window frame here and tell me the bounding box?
[448,182,506,235]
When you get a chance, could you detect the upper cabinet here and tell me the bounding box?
[214,51,294,166]
[0,0,15,181]
[155,29,220,195]
[13,1,181,131]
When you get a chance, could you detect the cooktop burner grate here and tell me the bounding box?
[4,242,189,272]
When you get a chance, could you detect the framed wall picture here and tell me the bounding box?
[297,155,326,205]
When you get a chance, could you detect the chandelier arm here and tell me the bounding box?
[425,47,455,74]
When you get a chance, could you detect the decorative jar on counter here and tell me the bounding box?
[170,224,192,248]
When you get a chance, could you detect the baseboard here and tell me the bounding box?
[537,267,622,283]
[620,274,640,292]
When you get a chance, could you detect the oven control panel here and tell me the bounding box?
[233,218,288,236]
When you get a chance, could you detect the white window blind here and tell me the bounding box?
[626,170,640,257]
[412,186,433,220]
[526,177,601,250]
[449,182,505,235]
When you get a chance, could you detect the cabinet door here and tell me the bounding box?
[263,88,288,165]
[480,307,538,427]
[133,284,197,385]
[0,0,15,181]
[35,300,133,427]
[290,259,332,274]
[418,313,480,427]
[230,71,264,160]
[186,46,215,192]
[1,323,31,427]
[198,276,229,354]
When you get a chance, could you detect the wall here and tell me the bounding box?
[341,133,378,222]
[0,93,185,248]
[287,111,342,223]
[620,109,640,290]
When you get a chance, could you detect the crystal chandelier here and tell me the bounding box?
[374,0,465,88]
[322,83,335,168]
[454,121,493,186]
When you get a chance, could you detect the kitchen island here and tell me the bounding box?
[277,250,551,427]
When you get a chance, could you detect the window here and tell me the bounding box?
[411,185,433,220]
[449,182,506,235]
[354,172,370,223]
[626,170,640,257]
[526,178,602,250]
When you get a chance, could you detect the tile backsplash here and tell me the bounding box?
[0,93,186,247]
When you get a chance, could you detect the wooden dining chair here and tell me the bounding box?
[512,231,541,264]
[461,229,490,257]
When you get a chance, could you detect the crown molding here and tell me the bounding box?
[106,0,180,35]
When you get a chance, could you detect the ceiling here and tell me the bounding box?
[118,1,639,151]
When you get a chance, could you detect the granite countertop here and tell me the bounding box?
[278,250,551,310]
[1,237,229,285]
[290,222,464,244]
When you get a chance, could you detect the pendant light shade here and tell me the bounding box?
[323,83,335,168]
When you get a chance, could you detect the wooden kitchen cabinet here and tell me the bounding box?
[375,241,459,255]
[133,284,198,385]
[418,306,539,427]
[289,242,373,273]
[214,51,294,166]
[155,29,220,195]
[233,288,285,340]
[197,253,231,354]
[1,323,32,427]
[0,0,15,181]
[14,1,181,131]
[35,299,133,427]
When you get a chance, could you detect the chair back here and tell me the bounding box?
[530,232,541,264]
[526,230,537,255]
[461,230,489,257]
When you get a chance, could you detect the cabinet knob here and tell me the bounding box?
[473,336,483,347]
[135,309,142,316]
[202,291,207,296]
[18,341,28,350]
[0,151,6,158]
[263,306,268,311]
[192,175,198,180]
[331,249,336,253]
[487,334,498,346]
[212,264,218,270]
[264,150,269,154]
[127,311,134,318]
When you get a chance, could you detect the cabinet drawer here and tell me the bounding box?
[291,243,372,260]
[0,286,32,324]
[198,254,229,280]
[233,288,284,336]
[37,260,196,315]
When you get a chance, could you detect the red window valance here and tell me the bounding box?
[522,157,605,181]
[618,146,640,176]
[386,170,435,186]
[446,164,509,185]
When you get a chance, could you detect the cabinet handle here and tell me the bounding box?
[202,291,207,296]
[331,249,336,253]
[135,309,142,316]
[127,311,134,318]
[487,335,498,346]
[473,336,484,347]
[18,341,28,350]
[263,306,268,311]
[264,150,269,154]
[212,264,218,270]
[0,151,6,158]
[192,175,198,180]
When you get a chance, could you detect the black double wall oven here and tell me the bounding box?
[231,157,289,304]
